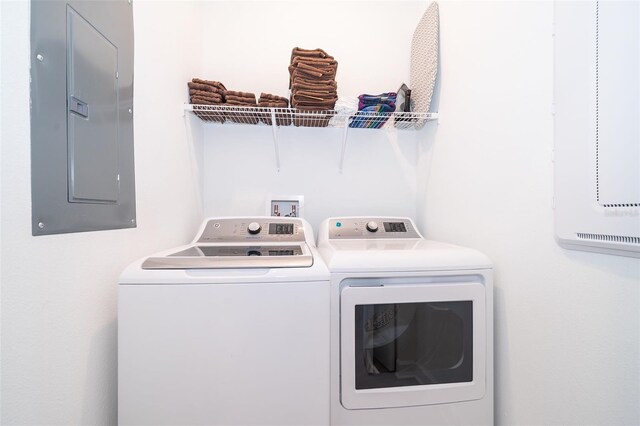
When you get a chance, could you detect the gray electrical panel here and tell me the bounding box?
[31,0,135,235]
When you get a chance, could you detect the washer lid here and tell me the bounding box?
[141,243,313,270]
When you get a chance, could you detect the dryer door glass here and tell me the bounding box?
[354,301,472,390]
[340,281,486,409]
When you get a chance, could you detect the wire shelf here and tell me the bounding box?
[185,104,438,130]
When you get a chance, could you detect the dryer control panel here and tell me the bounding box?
[327,217,422,239]
[196,218,306,243]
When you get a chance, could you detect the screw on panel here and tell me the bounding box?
[131,219,135,224]
[128,108,132,114]
[38,222,44,229]
[36,54,44,62]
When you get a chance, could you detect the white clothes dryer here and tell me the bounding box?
[317,217,493,426]
[118,217,330,425]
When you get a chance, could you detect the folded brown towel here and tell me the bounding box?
[292,56,338,66]
[293,90,337,102]
[291,85,337,96]
[290,47,332,62]
[258,101,289,108]
[226,90,257,99]
[295,102,336,111]
[192,78,227,91]
[291,59,338,74]
[190,97,223,106]
[292,92,336,102]
[189,90,223,101]
[226,96,257,105]
[188,82,226,95]
[226,99,257,106]
[191,97,221,105]
[291,67,337,81]
[257,103,292,126]
[290,71,336,87]
[259,92,289,103]
[288,63,337,77]
[291,77,338,89]
[291,98,337,109]
[290,66,336,77]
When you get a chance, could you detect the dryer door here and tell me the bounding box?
[340,281,486,409]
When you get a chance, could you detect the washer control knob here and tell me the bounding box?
[247,222,262,235]
[366,221,379,232]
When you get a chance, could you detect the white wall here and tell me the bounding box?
[199,1,428,229]
[418,1,640,425]
[0,0,3,421]
[0,1,203,424]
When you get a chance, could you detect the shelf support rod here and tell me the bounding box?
[339,115,350,172]
[270,108,281,172]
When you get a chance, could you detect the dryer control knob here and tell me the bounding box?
[247,222,262,235]
[366,221,379,232]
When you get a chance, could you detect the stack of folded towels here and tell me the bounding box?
[224,90,258,124]
[350,92,397,129]
[258,93,290,126]
[187,78,227,122]
[288,47,338,127]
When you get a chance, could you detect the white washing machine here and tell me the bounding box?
[118,217,330,425]
[317,217,493,426]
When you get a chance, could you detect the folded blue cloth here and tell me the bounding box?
[358,92,397,110]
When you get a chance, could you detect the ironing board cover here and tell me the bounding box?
[410,2,439,129]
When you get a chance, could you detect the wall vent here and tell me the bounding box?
[577,233,640,245]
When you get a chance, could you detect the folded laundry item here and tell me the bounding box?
[187,82,226,95]
[190,97,223,107]
[258,102,288,108]
[293,92,338,103]
[290,47,333,62]
[226,96,257,105]
[226,90,257,100]
[292,100,337,110]
[358,92,397,110]
[334,96,359,113]
[258,94,291,126]
[191,96,220,105]
[192,78,227,91]
[290,65,336,76]
[222,91,258,124]
[291,62,338,72]
[258,93,289,104]
[290,71,336,88]
[187,79,227,122]
[226,100,257,107]
[292,56,338,66]
[293,91,338,104]
[190,97,224,123]
[189,90,223,101]
[328,96,359,126]
[291,79,338,92]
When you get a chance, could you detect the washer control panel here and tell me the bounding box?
[328,217,421,239]
[197,218,306,243]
